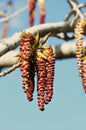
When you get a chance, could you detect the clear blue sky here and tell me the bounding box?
[0,0,86,130]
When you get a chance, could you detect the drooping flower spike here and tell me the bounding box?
[20,32,35,100]
[28,0,36,27]
[37,0,45,24]
[74,18,86,92]
[36,52,46,111]
[42,46,55,104]
[82,56,86,92]
[28,0,45,27]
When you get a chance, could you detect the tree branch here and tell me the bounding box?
[0,21,73,56]
[0,51,19,67]
[69,0,78,4]
[0,41,86,68]
[0,10,86,76]
[67,0,78,8]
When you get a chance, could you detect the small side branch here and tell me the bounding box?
[0,5,28,23]
[68,0,84,19]
[0,62,19,77]
[64,4,86,21]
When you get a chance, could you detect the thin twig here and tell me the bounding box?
[70,14,78,27]
[68,0,84,19]
[0,62,19,77]
[0,5,28,23]
[53,32,74,41]
[64,4,86,21]
[67,0,78,4]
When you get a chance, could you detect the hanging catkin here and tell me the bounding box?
[74,18,86,92]
[36,55,46,111]
[26,60,35,101]
[82,56,86,92]
[20,32,35,95]
[74,19,85,77]
[43,47,55,104]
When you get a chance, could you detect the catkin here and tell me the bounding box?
[75,18,86,92]
[82,56,86,92]
[43,47,55,104]
[36,56,46,111]
[74,19,85,77]
[26,60,35,101]
[20,33,35,94]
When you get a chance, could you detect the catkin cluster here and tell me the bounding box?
[36,47,55,110]
[74,18,86,92]
[19,32,55,111]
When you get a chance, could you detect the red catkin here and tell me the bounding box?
[74,19,85,77]
[28,0,36,27]
[74,18,86,92]
[26,61,35,101]
[43,47,55,104]
[20,33,35,94]
[36,56,46,111]
[82,56,86,92]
